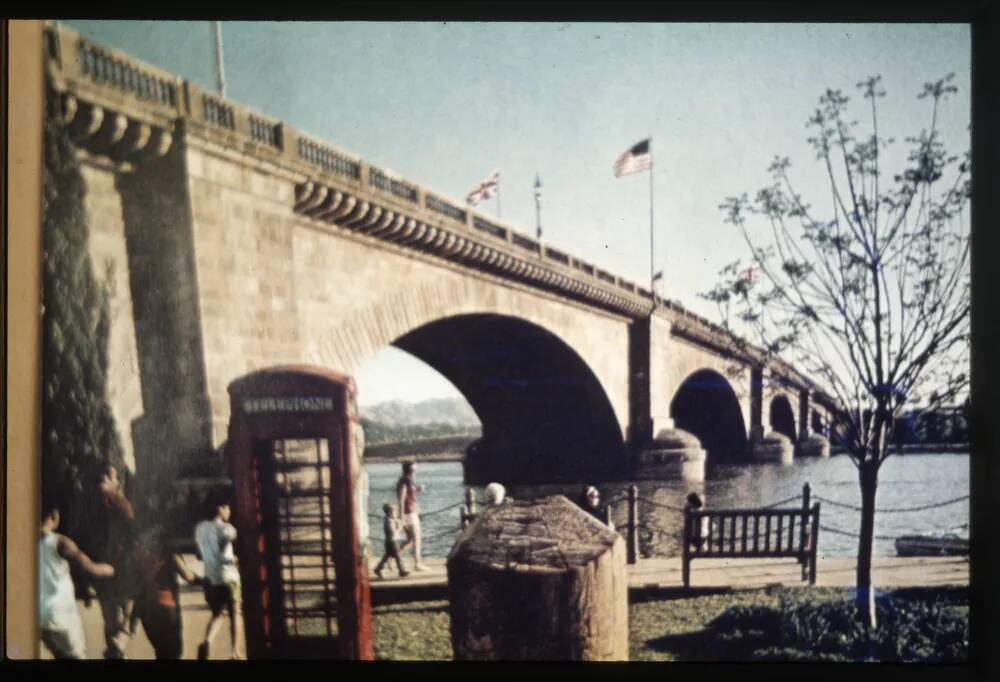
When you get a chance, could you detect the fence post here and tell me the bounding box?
[682,501,691,589]
[462,487,476,530]
[799,482,811,578]
[626,484,638,565]
[809,502,820,585]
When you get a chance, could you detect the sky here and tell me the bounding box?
[65,20,971,407]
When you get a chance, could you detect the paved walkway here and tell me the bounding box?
[40,554,967,659]
[371,555,969,591]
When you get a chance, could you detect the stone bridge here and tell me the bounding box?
[42,24,836,502]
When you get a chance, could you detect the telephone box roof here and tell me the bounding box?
[227,365,357,398]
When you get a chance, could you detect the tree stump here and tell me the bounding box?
[446,495,628,661]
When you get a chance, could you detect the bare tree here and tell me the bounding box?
[703,75,970,629]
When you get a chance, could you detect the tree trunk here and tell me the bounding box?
[447,495,628,661]
[856,457,879,632]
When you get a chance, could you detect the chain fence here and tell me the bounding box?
[361,487,969,551]
[813,494,969,514]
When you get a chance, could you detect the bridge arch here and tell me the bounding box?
[362,313,627,484]
[769,395,797,442]
[297,270,631,442]
[669,369,748,463]
[811,408,824,434]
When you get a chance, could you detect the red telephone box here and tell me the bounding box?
[225,366,374,660]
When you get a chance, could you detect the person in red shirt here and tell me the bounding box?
[95,464,138,659]
[130,530,201,659]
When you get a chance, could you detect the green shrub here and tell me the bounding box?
[41,82,126,563]
[707,589,967,662]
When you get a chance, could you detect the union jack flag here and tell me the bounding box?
[466,170,499,205]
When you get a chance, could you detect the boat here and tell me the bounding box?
[895,529,969,557]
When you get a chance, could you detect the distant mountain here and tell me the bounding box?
[361,397,479,428]
[360,398,481,444]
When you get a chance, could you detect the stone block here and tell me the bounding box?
[749,431,795,464]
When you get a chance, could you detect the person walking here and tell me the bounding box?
[39,503,115,659]
[373,503,409,579]
[396,462,426,572]
[578,486,614,530]
[194,495,244,660]
[131,529,202,660]
[94,463,137,659]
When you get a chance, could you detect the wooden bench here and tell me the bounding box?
[681,483,820,588]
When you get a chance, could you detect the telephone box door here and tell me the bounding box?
[225,366,373,660]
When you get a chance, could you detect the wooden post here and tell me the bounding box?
[448,496,628,661]
[682,501,691,589]
[462,487,476,529]
[809,502,820,585]
[626,484,638,565]
[800,483,811,577]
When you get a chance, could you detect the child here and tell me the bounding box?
[373,503,409,579]
[194,496,243,660]
[39,503,115,659]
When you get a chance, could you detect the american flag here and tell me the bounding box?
[466,170,500,205]
[613,139,652,178]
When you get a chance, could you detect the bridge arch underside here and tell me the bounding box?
[391,314,626,485]
[769,395,797,442]
[669,370,747,464]
[811,409,824,433]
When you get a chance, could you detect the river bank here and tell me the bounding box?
[831,442,969,455]
[363,433,475,462]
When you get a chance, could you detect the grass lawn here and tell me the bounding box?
[368,586,968,662]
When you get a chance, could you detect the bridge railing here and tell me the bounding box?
[46,22,185,129]
[43,23,659,311]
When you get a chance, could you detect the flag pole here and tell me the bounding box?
[534,175,542,240]
[213,21,226,97]
[496,172,501,220]
[649,137,655,307]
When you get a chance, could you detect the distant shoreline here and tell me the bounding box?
[364,450,466,463]
[831,443,969,455]
[362,439,969,464]
[363,433,476,463]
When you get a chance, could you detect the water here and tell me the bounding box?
[364,454,969,560]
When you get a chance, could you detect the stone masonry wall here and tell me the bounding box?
[654,324,753,437]
[79,159,144,474]
[183,139,634,448]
